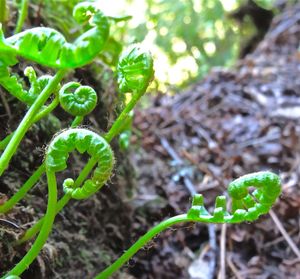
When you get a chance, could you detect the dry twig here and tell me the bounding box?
[269,209,300,259]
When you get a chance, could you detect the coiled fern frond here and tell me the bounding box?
[0,2,110,69]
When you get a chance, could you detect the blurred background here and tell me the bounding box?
[29,0,294,92]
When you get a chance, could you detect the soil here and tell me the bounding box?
[1,2,300,279]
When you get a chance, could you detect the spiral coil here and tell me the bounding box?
[0,2,110,69]
[59,82,97,116]
[46,128,114,200]
[117,44,154,93]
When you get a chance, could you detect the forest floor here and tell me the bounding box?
[128,4,300,279]
[0,3,300,279]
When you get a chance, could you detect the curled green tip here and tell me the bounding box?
[63,178,75,194]
[117,43,154,93]
[119,130,131,150]
[73,2,97,24]
[24,66,37,82]
[228,171,281,202]
[187,171,281,224]
[59,82,98,116]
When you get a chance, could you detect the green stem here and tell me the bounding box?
[74,157,98,186]
[104,91,143,142]
[32,96,59,123]
[14,0,29,34]
[95,214,191,279]
[0,0,7,26]
[71,116,84,128]
[0,69,66,176]
[0,164,45,213]
[4,170,57,277]
[0,97,64,214]
[0,133,13,151]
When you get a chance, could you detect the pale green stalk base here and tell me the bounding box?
[0,69,66,175]
[95,214,191,279]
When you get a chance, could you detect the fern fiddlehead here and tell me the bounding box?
[59,82,97,116]
[227,171,281,220]
[0,76,98,214]
[96,171,281,278]
[4,128,114,278]
[0,65,30,104]
[0,2,110,69]
[46,128,114,199]
[117,43,154,94]
[105,44,154,142]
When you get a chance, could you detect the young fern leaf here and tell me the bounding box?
[105,44,154,142]
[0,64,60,106]
[0,2,110,69]
[117,44,154,94]
[59,82,97,116]
[25,67,61,103]
[96,171,281,278]
[228,171,281,219]
[46,128,114,199]
[188,171,281,223]
[0,64,30,104]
